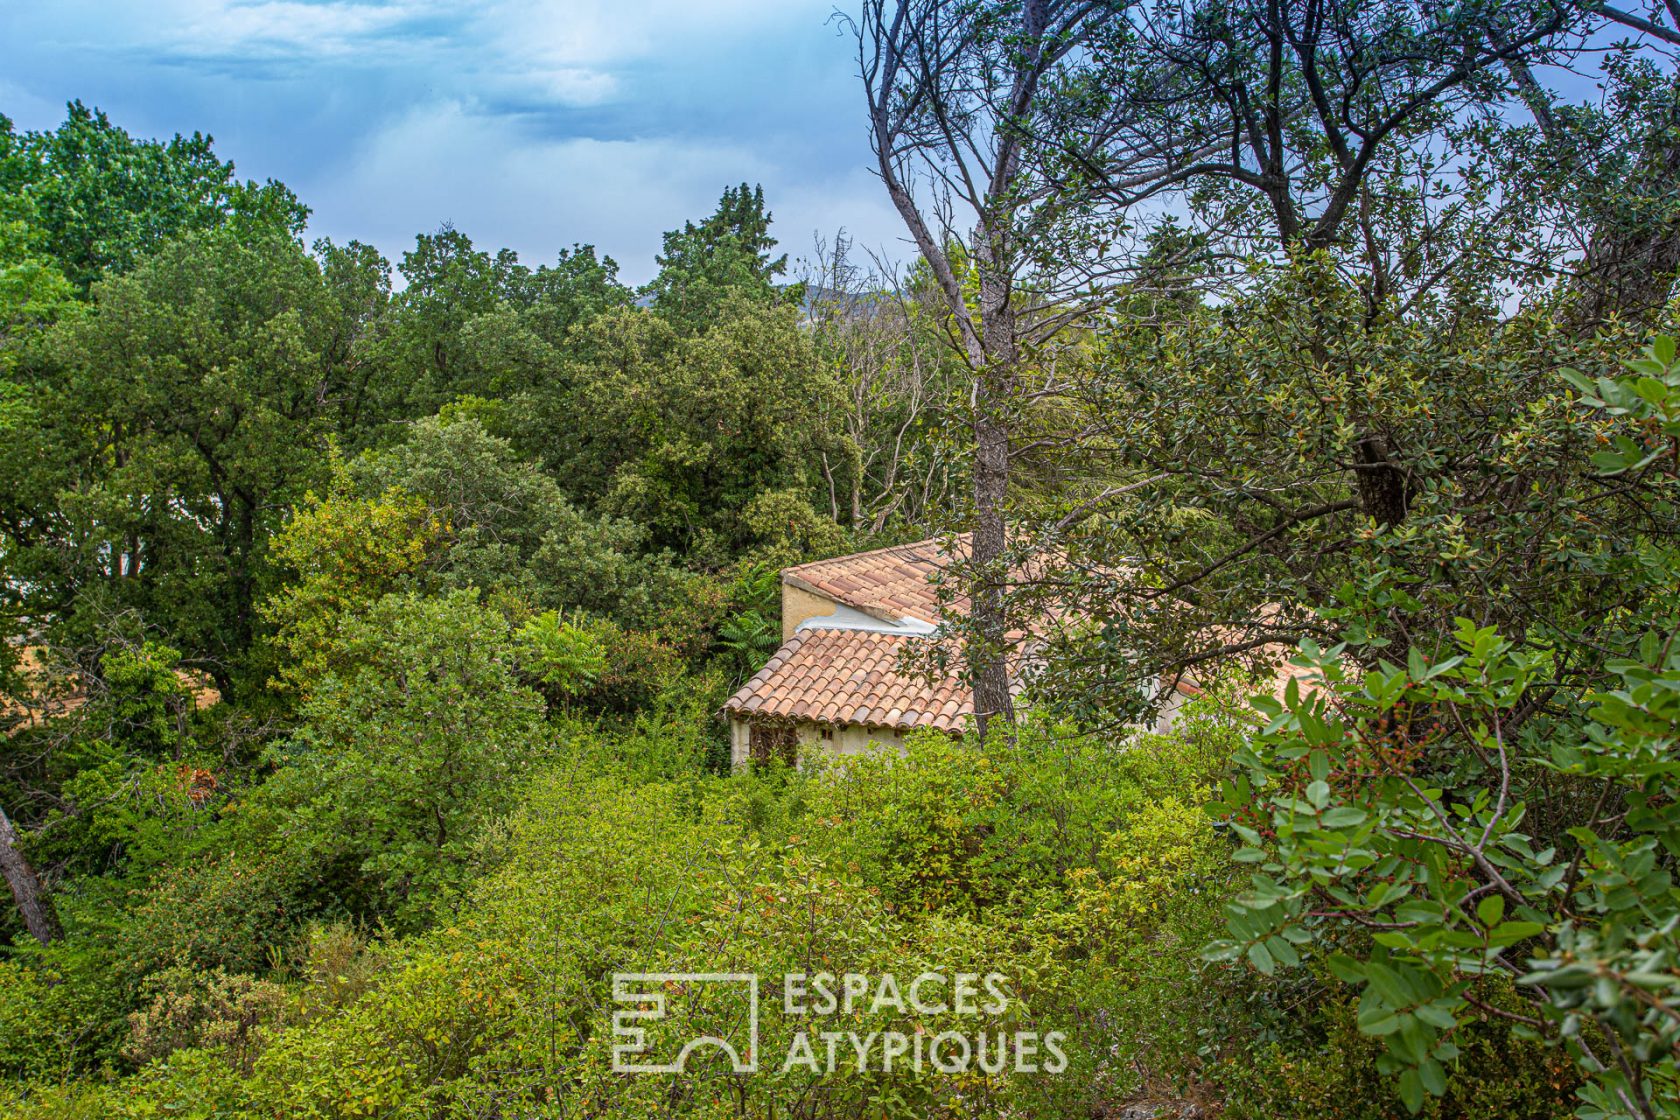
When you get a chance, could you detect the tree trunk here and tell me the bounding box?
[1567,121,1680,333]
[1354,434,1410,528]
[0,803,58,946]
[1511,57,1680,336]
[970,408,1015,739]
[970,267,1018,741]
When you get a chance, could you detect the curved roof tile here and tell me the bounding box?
[722,628,1019,733]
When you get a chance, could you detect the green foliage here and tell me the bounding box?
[1,634,236,925]
[1217,985,1580,1120]
[350,414,672,619]
[714,563,782,684]
[1563,336,1680,475]
[1208,345,1680,1116]
[250,589,549,928]
[740,486,851,568]
[0,188,76,371]
[0,101,307,291]
[1044,254,1665,726]
[528,295,854,560]
[810,711,1236,920]
[6,224,347,694]
[644,183,798,330]
[97,641,193,760]
[370,225,630,417]
[8,58,1673,1120]
[263,417,678,702]
[263,469,445,696]
[114,852,308,980]
[0,932,205,1090]
[123,966,289,1074]
[515,609,606,700]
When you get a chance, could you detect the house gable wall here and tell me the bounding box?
[781,583,842,642]
[729,715,907,769]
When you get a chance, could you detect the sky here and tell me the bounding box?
[0,0,908,285]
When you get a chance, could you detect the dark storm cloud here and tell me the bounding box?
[2,0,907,283]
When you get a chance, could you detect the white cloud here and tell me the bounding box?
[4,0,913,283]
[524,67,619,107]
[127,0,832,107]
[309,100,771,279]
[478,0,822,67]
[156,0,442,58]
[304,98,909,285]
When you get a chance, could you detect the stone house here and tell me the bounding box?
[721,537,1310,768]
[721,537,1019,767]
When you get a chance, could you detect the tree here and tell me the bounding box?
[251,590,549,928]
[855,0,1151,738]
[368,226,629,422]
[0,802,57,946]
[0,102,306,292]
[643,184,796,331]
[1500,21,1680,332]
[1007,1,1680,722]
[802,233,964,531]
[0,630,243,951]
[1108,0,1577,522]
[264,415,675,698]
[4,226,348,695]
[348,414,673,619]
[1208,337,1680,1118]
[1574,0,1680,46]
[0,144,78,677]
[522,296,853,563]
[312,237,394,436]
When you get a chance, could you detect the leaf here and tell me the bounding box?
[1321,806,1368,828]
[1418,1057,1446,1096]
[1309,749,1330,783]
[1358,1005,1402,1036]
[1267,934,1300,969]
[1328,954,1366,984]
[1487,920,1545,947]
[1415,1004,1456,1030]
[1398,1068,1424,1114]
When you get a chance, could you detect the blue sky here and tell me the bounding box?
[1,0,906,284]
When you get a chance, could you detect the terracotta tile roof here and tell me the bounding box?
[781,536,967,625]
[722,628,984,733]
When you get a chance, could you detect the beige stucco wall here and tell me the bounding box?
[781,582,842,642]
[729,716,907,770]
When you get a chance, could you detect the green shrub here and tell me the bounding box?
[1216,985,1581,1120]
[806,706,1239,919]
[114,851,306,979]
[122,967,288,1075]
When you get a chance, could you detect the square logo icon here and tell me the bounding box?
[612,972,760,1074]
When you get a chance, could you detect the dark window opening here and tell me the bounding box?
[749,723,798,765]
